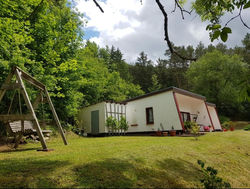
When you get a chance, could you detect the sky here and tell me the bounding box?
[76,0,250,63]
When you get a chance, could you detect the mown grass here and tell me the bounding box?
[0,130,249,188]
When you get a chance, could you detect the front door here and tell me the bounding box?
[91,110,99,134]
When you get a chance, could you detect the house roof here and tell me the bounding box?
[123,87,206,103]
[206,102,216,107]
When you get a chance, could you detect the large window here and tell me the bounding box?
[181,112,191,122]
[146,107,154,124]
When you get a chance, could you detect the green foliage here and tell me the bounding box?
[219,115,230,124]
[190,123,200,140]
[184,121,200,139]
[197,160,231,189]
[244,124,250,131]
[184,121,192,130]
[105,116,117,133]
[119,116,129,132]
[192,0,249,42]
[148,74,162,92]
[129,51,155,93]
[187,50,248,117]
[222,121,234,130]
[106,116,129,135]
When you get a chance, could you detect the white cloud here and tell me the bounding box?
[76,0,250,63]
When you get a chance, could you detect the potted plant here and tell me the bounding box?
[222,121,232,132]
[230,126,235,131]
[156,129,162,136]
[169,126,176,136]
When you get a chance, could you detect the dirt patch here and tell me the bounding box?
[0,144,13,152]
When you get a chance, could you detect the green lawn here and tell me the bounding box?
[0,131,249,188]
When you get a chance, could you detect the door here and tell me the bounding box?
[91,110,99,134]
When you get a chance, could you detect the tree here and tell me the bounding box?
[187,50,248,117]
[0,0,84,123]
[129,52,155,93]
[148,74,162,92]
[77,41,144,106]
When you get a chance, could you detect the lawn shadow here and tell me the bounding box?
[157,158,202,184]
[0,158,70,188]
[0,147,39,153]
[73,158,202,188]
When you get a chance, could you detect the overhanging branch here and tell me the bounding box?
[92,0,104,13]
[155,0,197,61]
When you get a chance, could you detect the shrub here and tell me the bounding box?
[244,124,250,131]
[184,121,192,130]
[222,121,234,130]
[219,115,230,124]
[190,122,200,140]
[119,116,129,133]
[106,116,119,134]
[197,160,231,189]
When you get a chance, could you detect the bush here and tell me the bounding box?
[184,121,192,130]
[222,121,234,130]
[106,116,129,135]
[190,122,200,140]
[197,160,231,189]
[219,115,230,124]
[244,124,250,131]
[105,116,117,134]
[119,116,129,133]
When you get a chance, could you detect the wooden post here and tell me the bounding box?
[15,69,48,150]
[44,88,68,145]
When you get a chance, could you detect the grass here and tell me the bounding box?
[0,130,249,188]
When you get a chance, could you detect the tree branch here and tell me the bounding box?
[155,0,197,61]
[173,0,192,19]
[225,4,250,29]
[92,0,104,13]
[25,0,44,21]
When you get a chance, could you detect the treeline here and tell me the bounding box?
[104,36,250,120]
[0,0,143,124]
[0,0,249,124]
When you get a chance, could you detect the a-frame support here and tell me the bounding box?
[0,66,68,150]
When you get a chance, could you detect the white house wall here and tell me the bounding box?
[175,93,212,127]
[77,102,106,134]
[126,91,183,132]
[207,105,222,130]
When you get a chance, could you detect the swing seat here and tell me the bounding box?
[7,120,52,136]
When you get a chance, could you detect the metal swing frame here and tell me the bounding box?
[0,66,67,150]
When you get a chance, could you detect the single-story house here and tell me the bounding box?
[77,87,222,136]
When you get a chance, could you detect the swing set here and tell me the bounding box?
[0,66,67,151]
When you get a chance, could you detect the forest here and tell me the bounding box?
[0,0,249,129]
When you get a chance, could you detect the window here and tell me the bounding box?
[146,107,154,124]
[181,112,191,122]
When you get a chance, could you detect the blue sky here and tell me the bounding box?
[83,28,100,40]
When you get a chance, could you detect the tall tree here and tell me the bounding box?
[130,52,154,93]
[187,50,248,118]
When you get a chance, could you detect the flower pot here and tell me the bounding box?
[156,131,162,136]
[230,127,234,131]
[169,130,176,136]
[162,132,168,136]
[223,129,228,132]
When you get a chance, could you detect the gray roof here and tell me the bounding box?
[123,86,206,103]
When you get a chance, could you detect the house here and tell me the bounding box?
[77,87,222,136]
